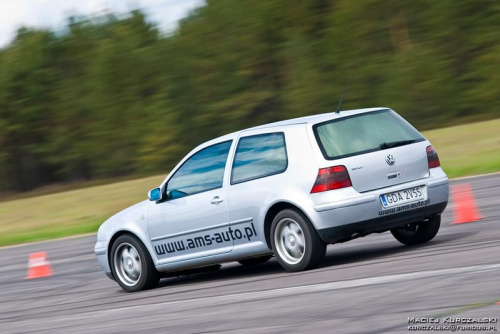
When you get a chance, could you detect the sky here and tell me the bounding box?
[0,0,205,47]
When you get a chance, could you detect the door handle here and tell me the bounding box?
[211,196,223,205]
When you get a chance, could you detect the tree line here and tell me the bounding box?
[0,0,498,192]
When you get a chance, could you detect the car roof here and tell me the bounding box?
[197,107,389,149]
[164,107,390,187]
[245,107,388,131]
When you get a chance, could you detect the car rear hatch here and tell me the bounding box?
[313,109,429,193]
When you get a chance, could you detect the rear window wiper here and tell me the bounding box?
[379,139,417,149]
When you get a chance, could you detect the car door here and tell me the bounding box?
[148,140,233,265]
[226,131,289,253]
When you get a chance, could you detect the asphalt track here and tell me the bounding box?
[1,174,499,334]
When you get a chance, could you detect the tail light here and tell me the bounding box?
[426,145,441,168]
[311,165,352,193]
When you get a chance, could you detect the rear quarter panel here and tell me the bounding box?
[226,124,321,250]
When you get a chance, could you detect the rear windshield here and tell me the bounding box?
[313,109,424,160]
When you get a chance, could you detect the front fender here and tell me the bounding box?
[96,200,159,266]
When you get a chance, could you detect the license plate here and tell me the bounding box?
[380,186,426,208]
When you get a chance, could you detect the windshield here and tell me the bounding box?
[313,109,424,160]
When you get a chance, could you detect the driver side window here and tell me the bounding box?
[166,141,232,199]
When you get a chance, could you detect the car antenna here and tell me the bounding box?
[335,74,352,114]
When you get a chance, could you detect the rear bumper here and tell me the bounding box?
[317,202,447,244]
[308,172,449,243]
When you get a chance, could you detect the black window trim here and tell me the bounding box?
[230,132,288,186]
[163,140,233,201]
[312,109,425,161]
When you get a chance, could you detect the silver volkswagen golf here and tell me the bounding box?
[95,107,449,292]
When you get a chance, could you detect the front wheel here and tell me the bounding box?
[110,234,160,292]
[390,216,441,246]
[271,209,326,272]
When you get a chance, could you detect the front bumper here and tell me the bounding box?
[94,241,113,280]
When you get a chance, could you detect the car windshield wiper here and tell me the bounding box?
[379,139,417,149]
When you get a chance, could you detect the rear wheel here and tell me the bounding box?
[238,255,272,266]
[390,216,441,246]
[271,209,326,272]
[110,234,160,292]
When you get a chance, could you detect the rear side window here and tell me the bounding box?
[314,109,424,160]
[231,133,287,184]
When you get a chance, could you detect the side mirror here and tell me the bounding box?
[148,188,162,201]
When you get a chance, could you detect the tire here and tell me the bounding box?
[270,209,326,272]
[390,216,441,246]
[110,234,160,292]
[238,255,272,266]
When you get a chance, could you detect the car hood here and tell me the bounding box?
[110,200,149,222]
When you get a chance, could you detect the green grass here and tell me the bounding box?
[0,175,164,247]
[423,119,500,178]
[0,119,499,247]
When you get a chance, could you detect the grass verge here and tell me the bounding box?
[424,118,500,178]
[0,175,164,247]
[0,119,498,247]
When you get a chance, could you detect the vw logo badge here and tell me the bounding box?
[385,154,395,166]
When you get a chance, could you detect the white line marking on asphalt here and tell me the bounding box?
[2,254,95,271]
[36,263,500,324]
[451,171,500,181]
[0,233,96,250]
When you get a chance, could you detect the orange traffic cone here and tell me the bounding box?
[26,251,53,279]
[451,183,483,224]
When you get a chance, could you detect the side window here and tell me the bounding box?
[231,133,287,185]
[166,141,232,199]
